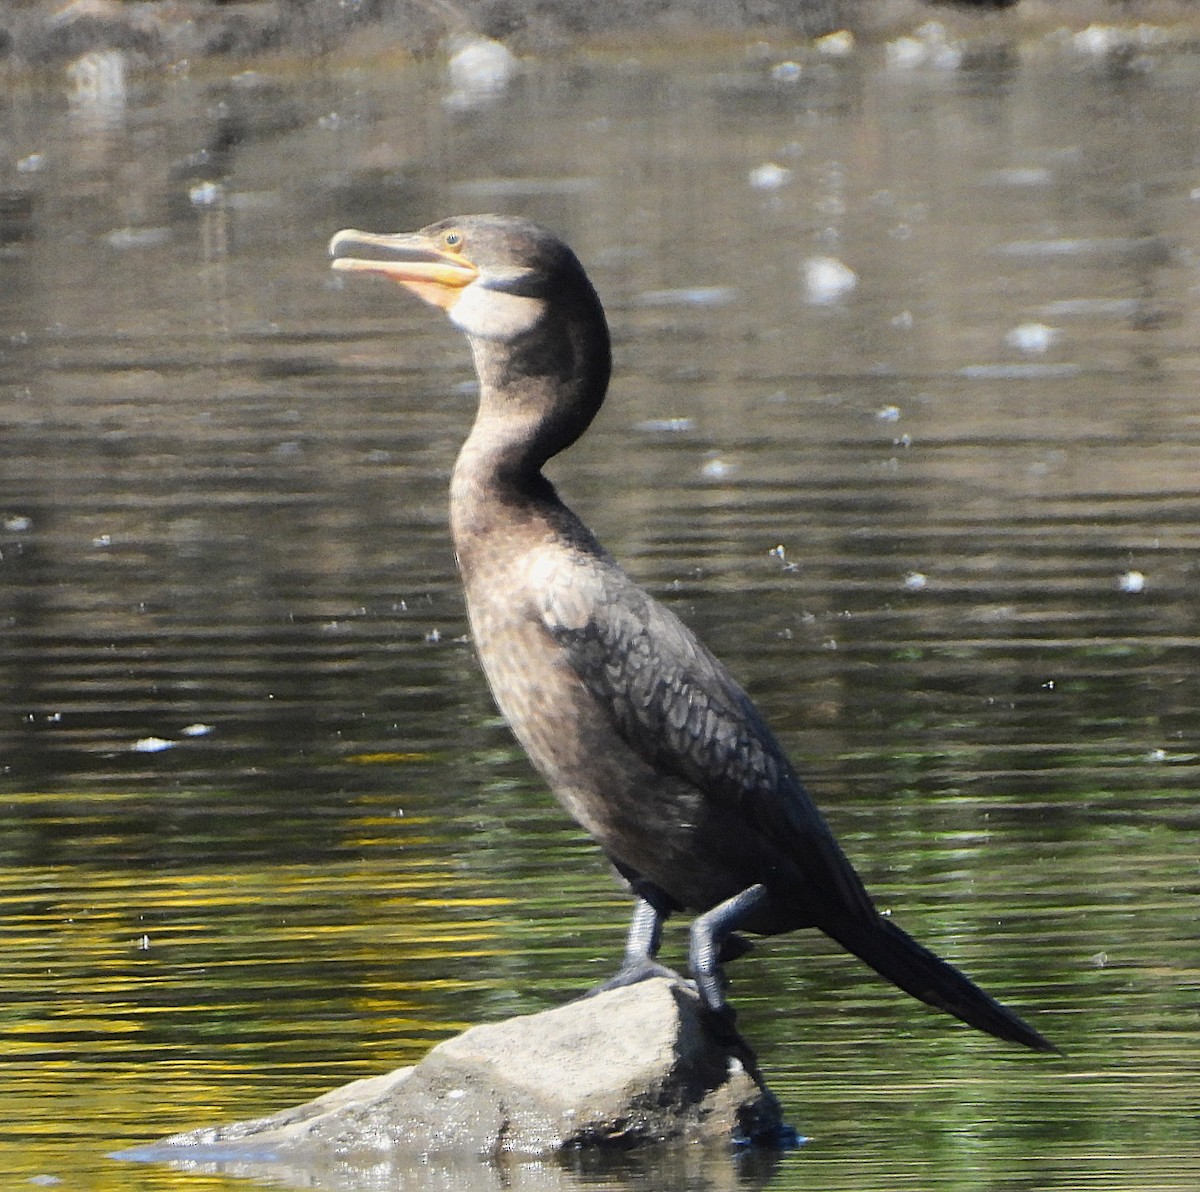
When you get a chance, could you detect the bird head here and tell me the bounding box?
[329,214,583,343]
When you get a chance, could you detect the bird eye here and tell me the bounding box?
[443,229,464,250]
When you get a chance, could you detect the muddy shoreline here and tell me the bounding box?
[3,0,1200,72]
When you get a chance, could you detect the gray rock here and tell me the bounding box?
[119,979,793,1184]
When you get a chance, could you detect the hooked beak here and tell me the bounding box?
[329,228,480,311]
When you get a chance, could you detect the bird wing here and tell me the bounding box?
[536,554,877,919]
[537,558,1052,1051]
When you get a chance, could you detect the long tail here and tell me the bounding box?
[822,913,1057,1052]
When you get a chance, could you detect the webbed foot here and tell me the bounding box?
[586,958,689,998]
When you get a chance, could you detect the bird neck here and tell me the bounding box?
[449,303,611,555]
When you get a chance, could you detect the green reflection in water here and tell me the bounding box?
[1,765,1197,1190]
[2,19,1200,1192]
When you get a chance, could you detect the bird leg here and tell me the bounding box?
[689,883,770,1019]
[689,884,771,1071]
[587,884,683,996]
[621,890,667,968]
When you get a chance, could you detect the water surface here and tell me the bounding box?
[1,30,1198,1192]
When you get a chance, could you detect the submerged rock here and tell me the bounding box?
[120,979,793,1181]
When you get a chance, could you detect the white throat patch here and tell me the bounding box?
[450,278,544,341]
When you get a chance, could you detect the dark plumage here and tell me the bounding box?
[329,214,1055,1054]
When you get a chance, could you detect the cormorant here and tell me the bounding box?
[329,215,1054,1053]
